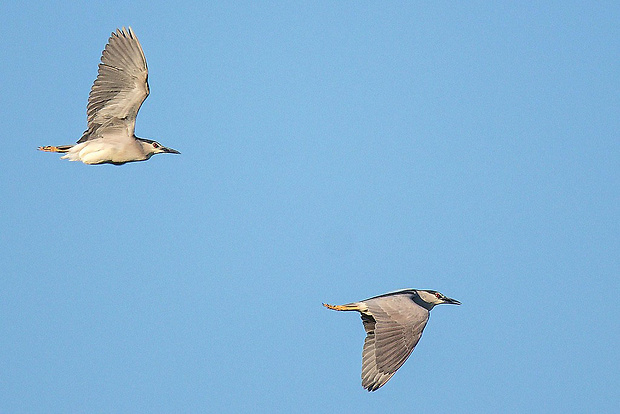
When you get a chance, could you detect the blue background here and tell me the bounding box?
[1,2,618,412]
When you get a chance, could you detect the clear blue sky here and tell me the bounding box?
[1,2,618,412]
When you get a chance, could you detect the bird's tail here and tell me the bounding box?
[38,145,72,153]
[323,302,363,312]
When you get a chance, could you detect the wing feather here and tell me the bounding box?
[359,293,429,391]
[79,27,149,142]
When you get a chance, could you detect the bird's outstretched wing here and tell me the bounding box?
[79,27,149,143]
[360,293,429,391]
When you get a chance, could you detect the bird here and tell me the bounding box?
[38,27,179,165]
[323,288,460,391]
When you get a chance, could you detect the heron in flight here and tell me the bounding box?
[39,27,179,165]
[324,288,460,391]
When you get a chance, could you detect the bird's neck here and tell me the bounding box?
[411,294,436,311]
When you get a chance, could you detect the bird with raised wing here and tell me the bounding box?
[324,289,460,391]
[38,27,179,165]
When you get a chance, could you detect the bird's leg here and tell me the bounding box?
[38,145,72,153]
[323,303,363,311]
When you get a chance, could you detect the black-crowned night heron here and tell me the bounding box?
[38,27,179,165]
[324,289,460,391]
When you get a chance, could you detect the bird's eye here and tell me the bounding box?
[435,292,442,299]
[152,142,160,149]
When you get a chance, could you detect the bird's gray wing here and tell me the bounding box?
[79,27,149,143]
[360,294,429,391]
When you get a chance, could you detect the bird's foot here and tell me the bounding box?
[38,146,60,152]
[38,145,71,153]
[323,303,360,311]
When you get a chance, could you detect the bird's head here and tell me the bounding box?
[139,138,181,158]
[416,290,461,308]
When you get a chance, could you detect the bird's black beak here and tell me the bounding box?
[445,297,461,305]
[163,147,180,154]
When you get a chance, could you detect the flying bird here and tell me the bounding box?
[324,289,460,391]
[38,27,179,164]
